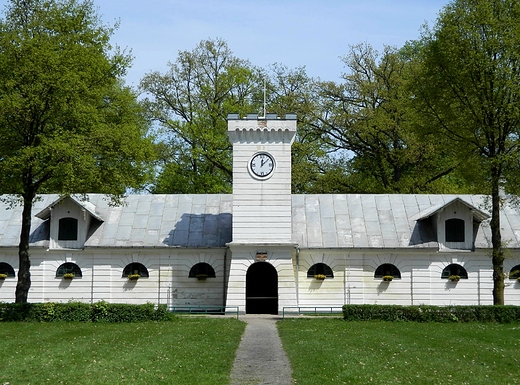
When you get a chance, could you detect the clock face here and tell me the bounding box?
[250,152,275,178]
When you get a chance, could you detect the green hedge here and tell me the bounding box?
[0,301,172,322]
[342,304,520,323]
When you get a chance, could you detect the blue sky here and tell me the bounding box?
[1,0,451,87]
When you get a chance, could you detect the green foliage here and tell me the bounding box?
[0,0,155,302]
[311,43,463,194]
[414,0,520,304]
[0,301,171,322]
[55,301,92,321]
[0,0,154,196]
[141,38,262,194]
[416,0,520,194]
[127,273,140,280]
[91,299,110,322]
[342,304,520,323]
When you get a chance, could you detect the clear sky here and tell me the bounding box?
[0,0,451,87]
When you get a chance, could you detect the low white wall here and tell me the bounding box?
[295,250,520,307]
[1,247,519,308]
[0,248,228,307]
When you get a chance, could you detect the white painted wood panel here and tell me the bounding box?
[0,245,517,309]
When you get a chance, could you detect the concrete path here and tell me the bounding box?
[230,315,294,385]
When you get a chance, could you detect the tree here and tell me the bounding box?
[140,38,262,194]
[415,0,520,304]
[259,63,328,194]
[310,43,463,194]
[0,0,154,302]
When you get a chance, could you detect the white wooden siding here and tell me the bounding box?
[1,247,519,310]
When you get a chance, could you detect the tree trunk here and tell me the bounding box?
[490,171,504,305]
[15,194,34,303]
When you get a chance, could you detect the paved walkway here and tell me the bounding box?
[230,315,294,385]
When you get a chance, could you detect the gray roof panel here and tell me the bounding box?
[1,193,520,250]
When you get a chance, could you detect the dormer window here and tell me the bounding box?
[35,196,104,249]
[58,217,78,241]
[445,218,465,242]
[411,197,490,251]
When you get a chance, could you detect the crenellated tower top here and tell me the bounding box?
[227,113,297,144]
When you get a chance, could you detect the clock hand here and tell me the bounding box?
[261,158,266,167]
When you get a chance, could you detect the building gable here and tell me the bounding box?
[35,196,104,249]
[411,197,490,251]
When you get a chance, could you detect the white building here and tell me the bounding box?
[1,114,520,313]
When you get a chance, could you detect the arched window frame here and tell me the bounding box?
[441,263,468,279]
[374,264,401,279]
[307,263,334,278]
[0,262,15,278]
[508,265,520,279]
[445,218,465,243]
[58,217,78,241]
[56,262,82,278]
[122,262,149,278]
[189,262,216,278]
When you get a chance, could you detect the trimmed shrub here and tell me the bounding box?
[0,302,34,322]
[342,304,520,323]
[56,302,92,322]
[0,301,172,322]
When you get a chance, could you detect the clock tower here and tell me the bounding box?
[227,113,296,243]
[226,113,297,314]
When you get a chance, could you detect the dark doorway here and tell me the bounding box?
[246,262,278,314]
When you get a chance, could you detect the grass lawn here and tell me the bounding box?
[0,317,245,385]
[278,318,520,385]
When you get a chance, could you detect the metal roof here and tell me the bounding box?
[0,193,518,249]
[291,194,500,249]
[0,194,233,249]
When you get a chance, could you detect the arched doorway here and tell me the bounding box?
[246,262,278,314]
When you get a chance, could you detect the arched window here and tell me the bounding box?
[307,263,334,278]
[0,262,15,278]
[58,217,78,241]
[445,219,465,242]
[122,262,149,278]
[441,263,468,279]
[374,264,401,279]
[189,262,216,278]
[56,262,82,278]
[509,265,520,279]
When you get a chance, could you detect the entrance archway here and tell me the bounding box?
[246,262,278,314]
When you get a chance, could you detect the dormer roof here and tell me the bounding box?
[409,197,490,223]
[35,195,104,222]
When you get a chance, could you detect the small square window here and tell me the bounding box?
[445,219,465,242]
[58,217,78,241]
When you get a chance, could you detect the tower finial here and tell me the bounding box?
[262,79,266,119]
